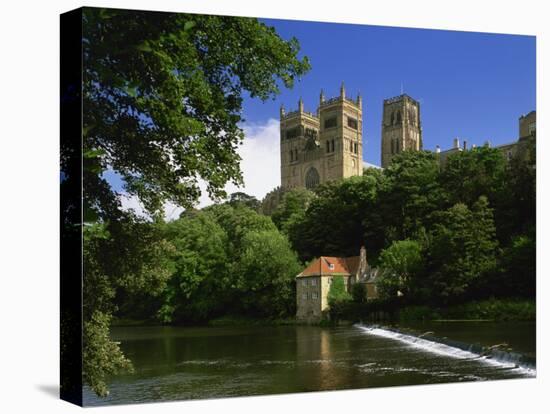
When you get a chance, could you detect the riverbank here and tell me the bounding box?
[331,298,535,323]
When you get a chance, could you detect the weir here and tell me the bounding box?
[355,324,536,376]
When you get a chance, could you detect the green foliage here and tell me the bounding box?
[377,239,424,299]
[228,192,261,211]
[157,211,229,322]
[497,233,536,297]
[157,205,302,322]
[259,186,287,216]
[287,174,382,261]
[351,283,367,303]
[440,146,507,208]
[438,298,536,321]
[496,139,536,244]
[379,151,442,242]
[271,187,314,233]
[327,276,351,306]
[82,218,174,395]
[427,196,499,302]
[83,311,133,397]
[236,230,302,317]
[81,8,310,220]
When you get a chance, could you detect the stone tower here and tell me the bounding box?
[381,94,422,168]
[280,83,363,189]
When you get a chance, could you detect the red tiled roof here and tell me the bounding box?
[298,256,361,277]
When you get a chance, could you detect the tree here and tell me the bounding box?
[157,204,302,321]
[271,187,314,233]
[81,8,310,220]
[440,146,506,209]
[427,196,499,303]
[287,174,381,261]
[228,192,261,211]
[378,151,442,244]
[158,211,229,323]
[351,283,367,303]
[236,230,303,317]
[497,233,536,298]
[259,186,287,216]
[497,139,536,244]
[377,239,424,299]
[82,218,174,396]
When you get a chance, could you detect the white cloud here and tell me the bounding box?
[118,117,281,220]
[197,118,281,209]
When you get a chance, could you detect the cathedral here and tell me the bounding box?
[280,84,534,189]
[279,83,363,190]
[279,84,422,189]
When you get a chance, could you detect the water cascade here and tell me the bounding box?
[356,324,536,377]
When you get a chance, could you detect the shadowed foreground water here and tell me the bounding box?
[83,323,535,406]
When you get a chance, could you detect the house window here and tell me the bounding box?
[326,140,330,153]
[302,279,307,286]
[329,263,334,270]
[354,143,358,154]
[331,139,335,152]
[312,292,318,300]
[311,278,317,286]
[302,293,307,300]
[528,122,536,135]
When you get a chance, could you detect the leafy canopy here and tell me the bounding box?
[82,8,310,219]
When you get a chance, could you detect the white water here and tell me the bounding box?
[356,324,536,377]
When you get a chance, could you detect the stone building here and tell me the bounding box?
[295,247,378,322]
[279,83,363,190]
[435,110,536,165]
[381,94,423,168]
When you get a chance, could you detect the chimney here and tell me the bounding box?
[357,92,362,108]
[453,137,460,149]
[298,97,304,112]
[340,81,346,99]
[320,89,325,105]
[435,145,441,153]
[463,140,467,150]
[359,246,367,274]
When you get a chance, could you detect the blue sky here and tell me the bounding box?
[242,19,536,166]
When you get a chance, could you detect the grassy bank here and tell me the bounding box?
[330,298,535,323]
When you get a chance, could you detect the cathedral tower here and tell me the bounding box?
[280,83,363,189]
[381,94,422,168]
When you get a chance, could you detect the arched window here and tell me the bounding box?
[390,111,395,125]
[305,167,320,189]
[289,150,293,162]
[396,110,402,124]
[326,140,330,153]
[331,139,335,152]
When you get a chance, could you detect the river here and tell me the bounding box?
[83,322,535,406]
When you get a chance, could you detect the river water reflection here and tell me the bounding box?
[83,323,535,406]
